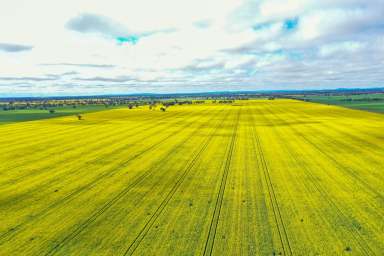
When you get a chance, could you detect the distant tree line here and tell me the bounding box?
[217,100,234,104]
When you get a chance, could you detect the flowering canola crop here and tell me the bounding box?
[0,100,383,255]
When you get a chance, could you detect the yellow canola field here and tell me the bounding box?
[0,100,383,255]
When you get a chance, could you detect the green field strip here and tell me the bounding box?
[300,94,384,114]
[0,105,117,125]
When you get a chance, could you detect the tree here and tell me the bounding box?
[49,109,55,114]
[76,114,83,120]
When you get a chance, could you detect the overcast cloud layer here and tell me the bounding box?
[0,0,383,96]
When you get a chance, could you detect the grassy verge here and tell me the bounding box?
[298,93,384,113]
[0,105,124,125]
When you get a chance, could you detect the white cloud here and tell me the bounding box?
[0,43,33,52]
[319,41,365,57]
[259,0,306,20]
[66,13,134,38]
[0,0,383,96]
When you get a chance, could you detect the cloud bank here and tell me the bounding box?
[0,43,33,52]
[0,0,383,96]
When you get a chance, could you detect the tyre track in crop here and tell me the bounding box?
[0,110,188,175]
[248,106,293,256]
[0,108,185,160]
[286,104,384,183]
[0,116,108,151]
[0,109,193,187]
[286,101,384,165]
[254,104,343,253]
[282,101,384,164]
[0,110,197,206]
[0,109,200,217]
[0,107,211,241]
[284,140,377,255]
[263,102,377,255]
[0,109,175,159]
[244,105,274,255]
[0,120,86,145]
[296,121,384,202]
[122,106,231,256]
[0,107,218,244]
[271,102,383,201]
[42,107,225,256]
[202,107,241,256]
[298,102,384,144]
[279,104,381,254]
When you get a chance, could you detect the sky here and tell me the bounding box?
[0,0,383,96]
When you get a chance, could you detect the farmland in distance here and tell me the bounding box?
[0,100,383,255]
[298,93,384,113]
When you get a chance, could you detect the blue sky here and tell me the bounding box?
[0,0,383,96]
